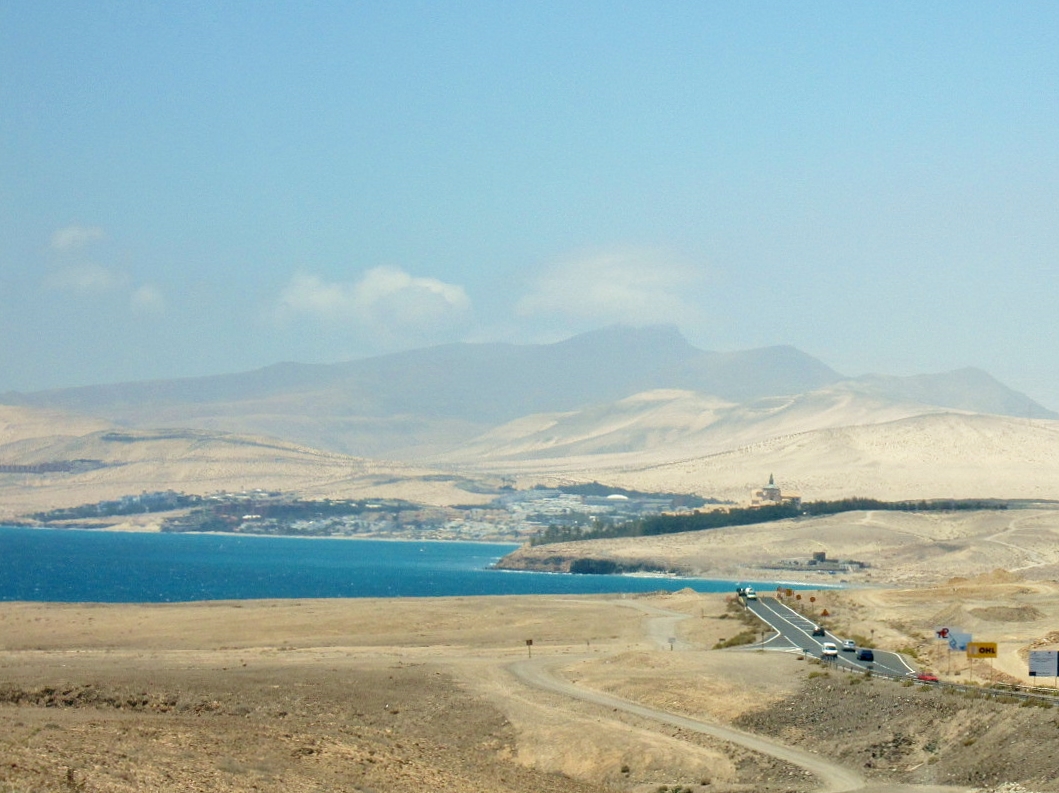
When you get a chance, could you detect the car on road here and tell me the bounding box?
[811,625,825,636]
[856,648,874,662]
[821,642,838,657]
[909,671,939,682]
[842,639,856,652]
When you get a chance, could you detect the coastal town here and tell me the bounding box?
[25,484,710,543]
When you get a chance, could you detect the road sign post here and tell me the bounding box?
[1029,650,1059,690]
[966,642,996,684]
[966,642,998,658]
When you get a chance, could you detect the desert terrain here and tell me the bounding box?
[4,334,1059,792]
[6,411,1059,519]
[501,506,1059,684]
[3,571,1059,793]
[5,440,1059,792]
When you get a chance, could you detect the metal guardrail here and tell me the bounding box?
[815,655,1059,705]
[745,595,1059,706]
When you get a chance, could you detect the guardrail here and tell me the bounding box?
[813,654,1059,705]
[748,596,1059,706]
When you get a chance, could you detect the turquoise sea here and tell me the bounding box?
[0,526,798,603]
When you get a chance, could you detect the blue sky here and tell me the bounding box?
[3,2,1059,407]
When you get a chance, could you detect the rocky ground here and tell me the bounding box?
[1,591,1058,793]
[735,668,1059,792]
[0,663,602,793]
[496,508,1059,590]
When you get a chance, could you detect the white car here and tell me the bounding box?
[821,642,838,657]
[842,639,856,652]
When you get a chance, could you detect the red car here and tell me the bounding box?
[910,672,939,682]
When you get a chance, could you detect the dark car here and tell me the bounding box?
[856,648,874,662]
[811,625,825,636]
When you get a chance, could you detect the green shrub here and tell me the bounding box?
[713,629,758,649]
[1021,697,1054,709]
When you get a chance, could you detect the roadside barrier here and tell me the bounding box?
[813,655,1059,705]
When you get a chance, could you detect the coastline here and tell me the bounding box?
[0,527,798,603]
[2,521,526,544]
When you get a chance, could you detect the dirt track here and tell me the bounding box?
[1,591,1055,793]
[512,653,867,792]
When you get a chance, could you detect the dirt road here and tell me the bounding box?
[0,593,1028,793]
[508,602,977,793]
[512,654,866,792]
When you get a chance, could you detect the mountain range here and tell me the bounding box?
[1,325,1057,513]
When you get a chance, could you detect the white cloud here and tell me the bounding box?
[130,284,165,316]
[50,225,105,252]
[46,263,127,294]
[277,272,352,321]
[45,262,163,319]
[277,266,472,335]
[516,248,706,326]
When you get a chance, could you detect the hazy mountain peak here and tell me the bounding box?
[849,368,1056,420]
[665,343,844,402]
[3,326,1051,467]
[550,323,697,355]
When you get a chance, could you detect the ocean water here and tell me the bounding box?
[0,526,799,603]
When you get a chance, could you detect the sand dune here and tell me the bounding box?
[0,416,486,518]
[432,386,937,463]
[456,412,1059,504]
[3,389,1059,516]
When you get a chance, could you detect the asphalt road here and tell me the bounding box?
[744,595,916,678]
[509,599,971,793]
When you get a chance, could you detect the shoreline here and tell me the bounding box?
[0,525,837,605]
[0,522,525,544]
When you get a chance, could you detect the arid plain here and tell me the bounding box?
[6,506,1059,791]
[4,386,1059,791]
[4,572,1059,793]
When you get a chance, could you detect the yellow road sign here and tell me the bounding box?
[966,642,997,658]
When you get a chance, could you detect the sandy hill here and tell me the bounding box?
[431,385,937,463]
[593,411,1059,503]
[0,404,113,445]
[499,505,1059,587]
[0,407,490,519]
[1,327,1057,514]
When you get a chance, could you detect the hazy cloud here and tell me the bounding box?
[130,284,165,316]
[49,225,105,252]
[45,258,164,318]
[46,263,127,294]
[517,248,706,326]
[277,267,472,334]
